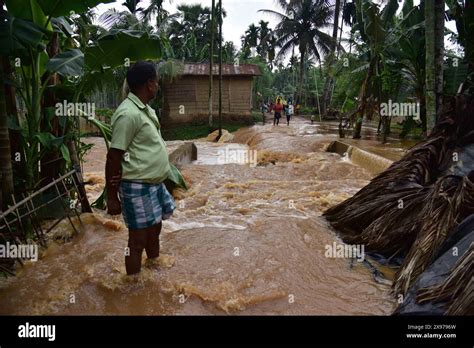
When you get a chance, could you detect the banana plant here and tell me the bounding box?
[1,0,115,192]
[0,0,161,185]
[0,0,168,198]
[344,0,400,139]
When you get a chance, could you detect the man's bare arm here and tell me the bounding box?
[106,148,125,215]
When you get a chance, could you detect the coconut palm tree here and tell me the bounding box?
[259,0,334,101]
[321,0,341,116]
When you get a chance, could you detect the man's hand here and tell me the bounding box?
[106,148,125,216]
[107,174,122,215]
[107,197,122,215]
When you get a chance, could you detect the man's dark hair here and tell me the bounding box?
[126,61,157,91]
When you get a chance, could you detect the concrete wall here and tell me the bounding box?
[169,142,197,167]
[327,140,393,175]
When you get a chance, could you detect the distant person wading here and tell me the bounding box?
[273,98,283,126]
[287,102,294,126]
[106,61,176,275]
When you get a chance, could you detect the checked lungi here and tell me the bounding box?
[119,181,176,230]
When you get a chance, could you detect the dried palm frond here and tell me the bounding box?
[394,175,474,295]
[324,135,449,236]
[343,186,428,256]
[416,242,473,315]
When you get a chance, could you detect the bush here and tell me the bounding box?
[162,123,250,141]
[95,108,114,123]
[299,106,317,115]
[252,111,263,123]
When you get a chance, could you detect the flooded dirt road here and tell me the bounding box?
[0,117,410,315]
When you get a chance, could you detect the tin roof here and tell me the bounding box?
[181,63,261,76]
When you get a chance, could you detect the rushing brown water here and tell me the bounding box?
[0,117,409,315]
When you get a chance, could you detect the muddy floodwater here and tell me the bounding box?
[0,117,412,315]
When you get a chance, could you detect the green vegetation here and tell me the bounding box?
[95,108,114,121]
[162,123,250,141]
[251,111,264,124]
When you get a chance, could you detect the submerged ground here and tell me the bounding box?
[0,117,414,315]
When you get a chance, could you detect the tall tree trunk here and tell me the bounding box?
[352,59,374,139]
[434,0,444,119]
[425,0,444,135]
[416,86,427,135]
[321,0,341,116]
[299,49,305,105]
[208,0,215,128]
[424,0,434,133]
[0,57,14,211]
[218,0,222,138]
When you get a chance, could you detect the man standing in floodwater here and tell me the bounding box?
[106,61,175,275]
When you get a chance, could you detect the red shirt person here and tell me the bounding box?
[273,99,283,126]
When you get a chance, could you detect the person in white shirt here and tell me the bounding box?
[287,102,294,126]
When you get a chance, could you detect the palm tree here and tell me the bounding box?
[259,0,334,102]
[240,21,277,66]
[321,0,341,116]
[243,23,259,54]
[258,20,270,56]
[168,4,225,60]
[266,32,277,69]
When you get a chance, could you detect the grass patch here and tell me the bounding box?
[162,122,251,141]
[252,111,264,123]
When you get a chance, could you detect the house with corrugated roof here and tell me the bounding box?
[161,63,261,126]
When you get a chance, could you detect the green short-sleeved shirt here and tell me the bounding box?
[110,92,170,184]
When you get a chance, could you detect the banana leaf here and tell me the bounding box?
[165,163,188,192]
